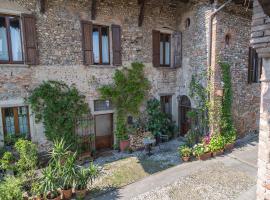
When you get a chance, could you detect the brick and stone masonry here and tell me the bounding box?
[0,0,259,149]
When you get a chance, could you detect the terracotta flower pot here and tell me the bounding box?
[62,188,72,199]
[76,189,87,198]
[198,152,212,160]
[46,194,61,200]
[265,183,270,190]
[212,149,224,157]
[182,156,190,162]
[225,143,234,151]
[120,140,130,152]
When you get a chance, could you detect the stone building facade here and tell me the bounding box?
[0,0,259,149]
[250,0,270,199]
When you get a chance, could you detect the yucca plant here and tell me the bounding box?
[40,166,60,199]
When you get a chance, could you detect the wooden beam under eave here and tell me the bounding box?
[91,0,97,20]
[138,0,145,27]
[37,0,45,13]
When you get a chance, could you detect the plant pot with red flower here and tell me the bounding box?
[193,143,211,161]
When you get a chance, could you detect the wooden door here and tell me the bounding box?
[178,96,191,136]
[95,114,113,150]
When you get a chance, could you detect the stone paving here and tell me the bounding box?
[93,133,258,200]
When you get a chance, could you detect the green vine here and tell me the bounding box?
[99,62,150,143]
[219,62,236,143]
[28,81,89,148]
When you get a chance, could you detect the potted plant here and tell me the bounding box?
[75,162,98,199]
[0,151,15,175]
[119,135,130,152]
[40,166,61,200]
[178,145,192,162]
[224,132,236,151]
[60,153,76,200]
[209,134,225,156]
[193,143,211,160]
[31,181,43,200]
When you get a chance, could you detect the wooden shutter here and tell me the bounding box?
[172,32,182,68]
[112,24,122,66]
[152,30,160,67]
[22,14,38,65]
[81,21,93,65]
[248,47,253,83]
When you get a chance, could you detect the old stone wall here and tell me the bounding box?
[0,0,182,147]
[215,7,260,138]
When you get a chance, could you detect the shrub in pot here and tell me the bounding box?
[178,145,192,162]
[209,134,225,156]
[30,181,43,200]
[75,162,99,198]
[0,151,15,175]
[224,132,236,151]
[193,143,211,160]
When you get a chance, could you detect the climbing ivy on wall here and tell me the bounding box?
[219,62,237,142]
[99,62,150,143]
[28,81,89,147]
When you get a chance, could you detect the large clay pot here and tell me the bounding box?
[62,188,72,199]
[76,189,87,199]
[120,140,130,152]
[46,195,61,200]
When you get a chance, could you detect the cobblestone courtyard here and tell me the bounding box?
[93,134,258,200]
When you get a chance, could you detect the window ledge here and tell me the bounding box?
[156,67,178,70]
[0,64,29,68]
[85,64,118,69]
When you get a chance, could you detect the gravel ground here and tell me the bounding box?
[94,138,185,167]
[132,161,256,200]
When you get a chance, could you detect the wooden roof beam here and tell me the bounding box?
[138,0,146,27]
[37,0,45,13]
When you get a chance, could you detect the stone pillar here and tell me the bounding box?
[257,58,270,200]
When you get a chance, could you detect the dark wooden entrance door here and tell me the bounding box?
[95,114,113,150]
[179,96,191,136]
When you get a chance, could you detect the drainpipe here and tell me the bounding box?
[208,0,232,67]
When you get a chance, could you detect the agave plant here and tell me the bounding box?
[61,152,77,190]
[50,139,70,164]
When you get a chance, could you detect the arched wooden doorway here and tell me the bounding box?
[179,95,191,136]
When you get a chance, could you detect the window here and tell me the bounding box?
[160,96,172,117]
[0,15,23,63]
[160,33,171,66]
[248,47,262,83]
[94,100,113,111]
[1,106,30,137]
[92,25,110,65]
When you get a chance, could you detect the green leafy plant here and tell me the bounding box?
[0,152,15,171]
[192,143,210,157]
[178,146,192,157]
[14,139,38,174]
[219,62,237,143]
[185,130,202,148]
[30,181,43,199]
[99,62,150,143]
[0,176,24,200]
[209,134,225,152]
[145,99,176,138]
[61,152,77,190]
[28,80,89,148]
[40,166,60,199]
[75,162,99,190]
